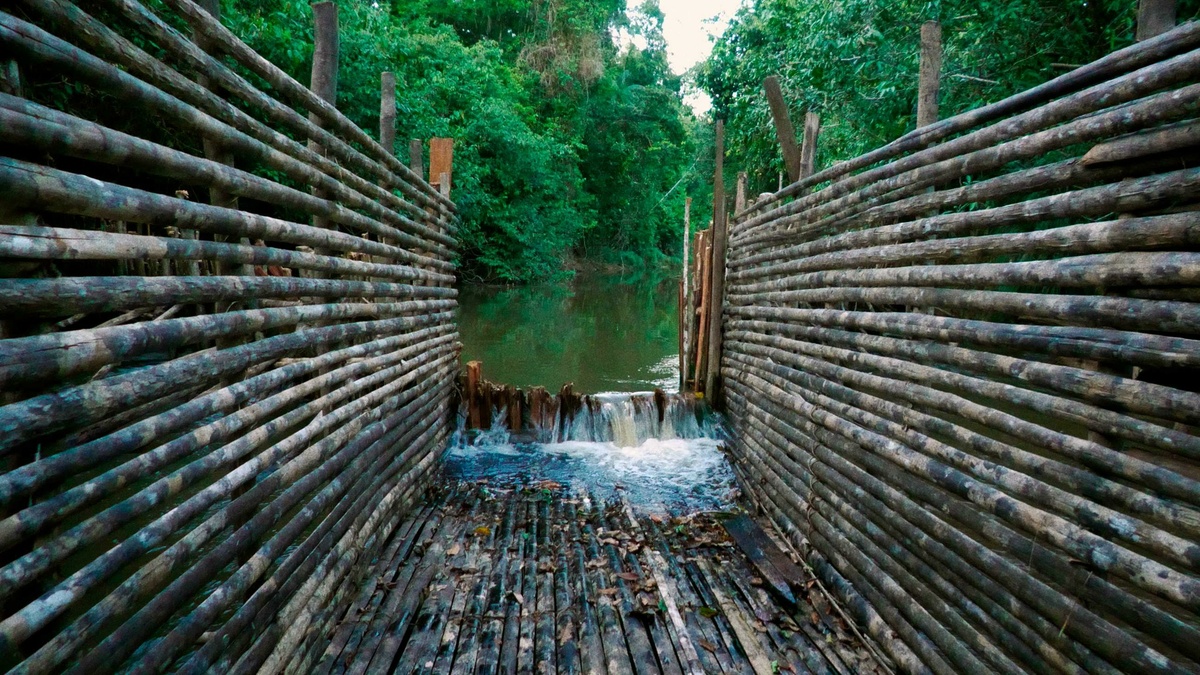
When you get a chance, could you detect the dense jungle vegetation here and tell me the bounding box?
[697,0,1200,195]
[226,0,703,283]
[201,1,1200,282]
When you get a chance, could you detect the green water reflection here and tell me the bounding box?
[456,271,680,393]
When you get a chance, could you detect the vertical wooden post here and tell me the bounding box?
[704,120,727,400]
[308,0,339,253]
[466,361,483,430]
[309,2,340,118]
[1137,0,1176,40]
[800,112,820,180]
[409,139,425,178]
[428,138,454,192]
[735,172,748,213]
[680,197,692,391]
[192,0,252,281]
[380,71,396,156]
[693,229,711,391]
[762,76,803,184]
[376,72,397,298]
[917,21,942,129]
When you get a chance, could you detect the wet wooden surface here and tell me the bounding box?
[308,480,890,674]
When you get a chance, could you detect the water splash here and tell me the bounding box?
[445,392,738,512]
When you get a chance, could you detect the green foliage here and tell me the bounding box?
[699,0,1200,194]
[223,0,700,282]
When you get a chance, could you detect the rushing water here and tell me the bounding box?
[456,270,681,392]
[445,393,739,512]
[452,271,735,512]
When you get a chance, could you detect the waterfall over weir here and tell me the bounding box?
[467,389,709,447]
[449,381,737,511]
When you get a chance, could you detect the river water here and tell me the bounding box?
[450,271,738,512]
[456,270,681,392]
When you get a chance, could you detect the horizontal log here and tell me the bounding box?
[728,285,1200,335]
[730,178,1200,275]
[1083,119,1200,164]
[725,304,1200,369]
[736,21,1200,218]
[738,77,1200,250]
[735,251,1200,296]
[0,159,439,267]
[0,298,457,389]
[3,354,456,665]
[738,43,1200,236]
[724,322,1200,469]
[0,11,455,249]
[0,310,454,450]
[0,275,455,317]
[0,331,457,556]
[0,98,454,260]
[157,0,451,212]
[0,324,453,508]
[66,0,452,231]
[723,375,1193,673]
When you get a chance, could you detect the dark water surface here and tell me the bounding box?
[456,270,680,393]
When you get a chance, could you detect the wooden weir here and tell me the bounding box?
[2,1,1200,674]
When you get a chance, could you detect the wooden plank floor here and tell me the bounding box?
[309,480,890,674]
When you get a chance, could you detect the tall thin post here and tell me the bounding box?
[1137,0,1177,40]
[682,197,692,306]
[763,75,803,184]
[379,71,396,157]
[704,121,727,400]
[429,138,454,193]
[308,0,339,239]
[917,20,942,129]
[680,197,692,391]
[800,112,820,181]
[192,0,251,280]
[409,139,425,178]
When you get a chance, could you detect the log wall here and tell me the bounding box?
[722,22,1200,675]
[0,1,459,671]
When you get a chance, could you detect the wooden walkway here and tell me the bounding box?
[306,480,889,675]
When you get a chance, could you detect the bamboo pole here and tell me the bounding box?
[763,75,803,184]
[917,21,942,129]
[704,120,727,400]
[380,71,396,156]
[738,21,1200,220]
[159,0,450,211]
[0,9,454,250]
[1138,0,1177,41]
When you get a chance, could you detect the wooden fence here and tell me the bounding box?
[721,19,1200,675]
[0,0,459,671]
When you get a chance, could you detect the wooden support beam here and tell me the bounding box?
[307,0,339,278]
[409,139,424,178]
[379,71,396,156]
[429,138,454,192]
[762,75,803,184]
[1137,0,1176,41]
[466,361,483,430]
[800,112,820,180]
[917,20,942,129]
[704,120,727,401]
[680,197,692,391]
[309,2,340,112]
[192,0,251,280]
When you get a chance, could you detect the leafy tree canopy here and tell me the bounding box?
[698,0,1199,194]
[225,0,703,282]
